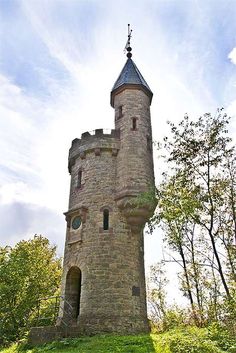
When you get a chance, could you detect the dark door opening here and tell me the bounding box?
[64,267,82,322]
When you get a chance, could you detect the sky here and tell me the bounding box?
[0,0,236,300]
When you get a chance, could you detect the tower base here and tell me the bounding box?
[28,317,150,346]
[28,326,80,346]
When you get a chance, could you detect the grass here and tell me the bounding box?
[1,326,236,353]
[0,335,155,353]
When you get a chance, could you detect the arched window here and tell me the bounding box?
[77,170,82,188]
[103,209,109,230]
[132,117,137,130]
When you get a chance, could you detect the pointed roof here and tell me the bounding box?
[110,58,153,107]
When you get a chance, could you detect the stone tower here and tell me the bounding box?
[58,41,155,335]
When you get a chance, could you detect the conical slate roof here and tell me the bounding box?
[110,58,153,107]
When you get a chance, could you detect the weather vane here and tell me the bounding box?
[124,24,132,58]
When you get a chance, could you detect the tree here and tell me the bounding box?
[0,235,62,344]
[167,111,234,293]
[156,174,207,325]
[151,109,236,326]
[147,262,168,328]
[147,262,192,331]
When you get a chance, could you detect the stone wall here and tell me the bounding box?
[114,89,155,197]
[29,64,156,344]
[28,326,82,346]
[58,118,151,334]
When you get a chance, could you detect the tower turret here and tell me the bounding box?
[111,49,155,231]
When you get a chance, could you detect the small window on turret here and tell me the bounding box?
[132,286,140,296]
[103,209,109,230]
[117,106,123,120]
[77,170,82,188]
[132,117,137,130]
[147,136,152,151]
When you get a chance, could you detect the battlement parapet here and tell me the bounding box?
[68,128,120,173]
[71,129,120,147]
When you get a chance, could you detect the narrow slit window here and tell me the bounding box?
[116,106,123,120]
[78,170,82,188]
[132,117,137,130]
[147,136,152,151]
[103,209,109,230]
[119,106,122,118]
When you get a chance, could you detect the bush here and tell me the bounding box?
[207,322,236,352]
[154,327,225,353]
[167,334,222,353]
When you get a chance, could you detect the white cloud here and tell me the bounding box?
[1,1,236,304]
[228,100,236,115]
[21,0,90,81]
[0,182,29,205]
[228,47,236,65]
[0,202,65,255]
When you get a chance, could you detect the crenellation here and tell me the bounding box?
[68,131,120,174]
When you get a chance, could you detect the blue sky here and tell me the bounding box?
[0,0,236,298]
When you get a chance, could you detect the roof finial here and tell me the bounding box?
[124,24,132,58]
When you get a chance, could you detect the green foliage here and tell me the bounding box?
[206,322,236,352]
[148,262,168,328]
[0,236,62,345]
[0,335,156,353]
[153,326,236,353]
[159,308,187,331]
[150,110,236,326]
[0,344,18,353]
[1,328,236,353]
[148,263,192,332]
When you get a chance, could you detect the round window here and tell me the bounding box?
[71,216,82,230]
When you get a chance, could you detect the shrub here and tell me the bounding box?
[154,327,224,353]
[207,322,236,352]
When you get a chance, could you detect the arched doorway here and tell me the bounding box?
[64,267,82,323]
